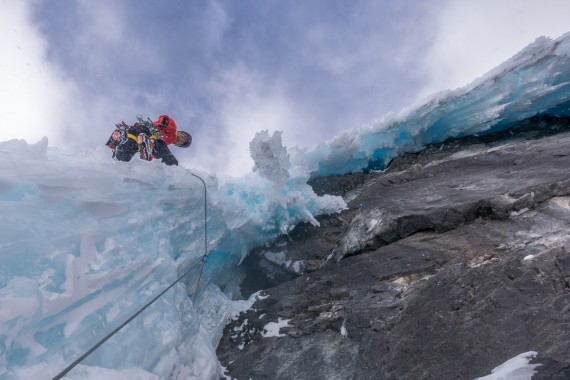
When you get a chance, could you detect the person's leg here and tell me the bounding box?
[114,139,138,162]
[153,140,178,166]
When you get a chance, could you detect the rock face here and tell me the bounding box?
[217,117,570,380]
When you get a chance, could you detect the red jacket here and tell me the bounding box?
[153,115,177,145]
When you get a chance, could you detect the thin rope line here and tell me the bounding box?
[51,262,200,380]
[190,172,209,304]
[52,171,209,380]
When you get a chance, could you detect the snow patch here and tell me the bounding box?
[551,197,570,210]
[261,317,290,337]
[263,251,291,268]
[510,208,530,217]
[340,320,348,337]
[474,351,540,380]
[292,260,302,273]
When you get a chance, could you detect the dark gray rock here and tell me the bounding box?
[218,118,570,379]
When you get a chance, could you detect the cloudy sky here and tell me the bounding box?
[1,0,569,176]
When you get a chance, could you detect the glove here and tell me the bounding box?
[115,121,128,130]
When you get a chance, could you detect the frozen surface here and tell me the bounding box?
[2,31,570,379]
[261,318,290,338]
[474,351,539,380]
[0,136,344,379]
[301,32,570,177]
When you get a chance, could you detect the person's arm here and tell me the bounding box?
[154,116,177,145]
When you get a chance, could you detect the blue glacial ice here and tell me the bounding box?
[302,33,570,177]
[0,131,344,379]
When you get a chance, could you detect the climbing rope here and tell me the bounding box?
[52,171,209,380]
[190,172,209,304]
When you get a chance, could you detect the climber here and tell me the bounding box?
[105,115,192,166]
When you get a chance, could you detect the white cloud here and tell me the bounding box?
[73,1,162,74]
[0,0,75,146]
[188,64,321,176]
[420,0,570,98]
[201,0,232,57]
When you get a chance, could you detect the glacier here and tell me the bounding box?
[0,132,344,379]
[302,33,570,177]
[1,31,570,379]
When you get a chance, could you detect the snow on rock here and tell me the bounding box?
[474,351,540,380]
[340,320,348,337]
[261,317,290,338]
